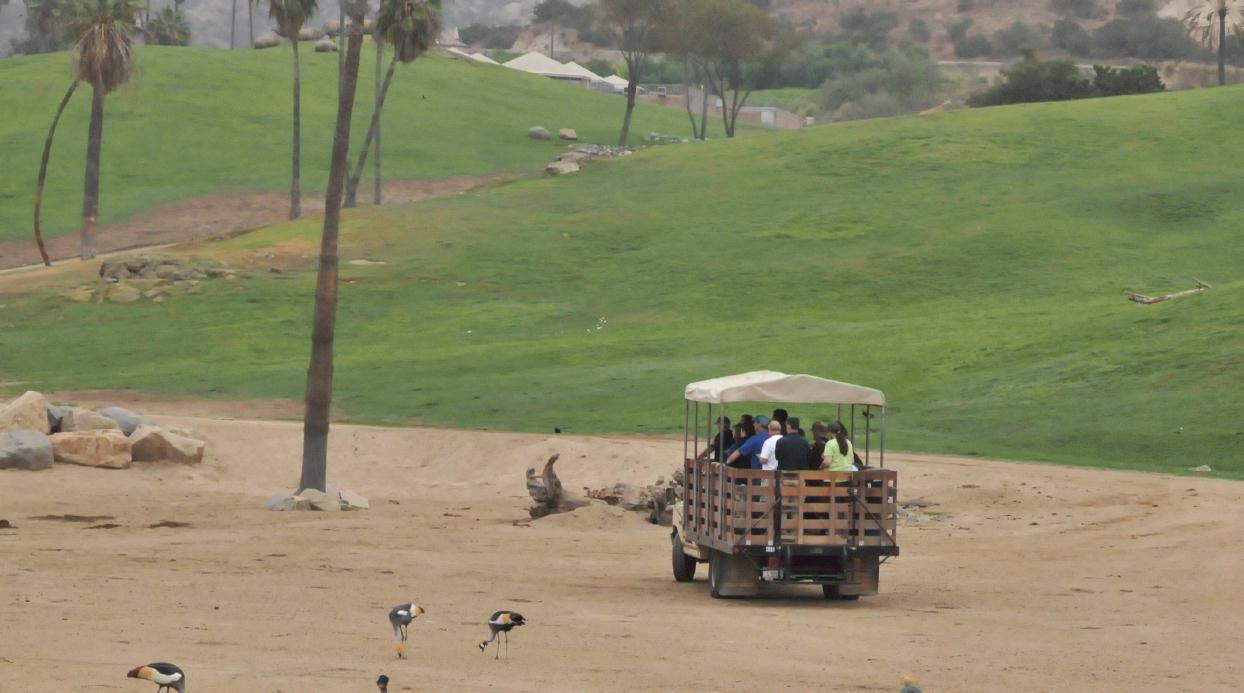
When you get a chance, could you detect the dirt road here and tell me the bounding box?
[1,416,1241,692]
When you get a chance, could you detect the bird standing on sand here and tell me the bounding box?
[478,610,526,659]
[126,663,185,692]
[376,674,389,692]
[389,603,425,658]
[899,676,922,693]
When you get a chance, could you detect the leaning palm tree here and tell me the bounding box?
[269,0,318,219]
[299,0,369,494]
[343,0,441,208]
[33,79,80,266]
[1185,0,1244,86]
[66,0,139,260]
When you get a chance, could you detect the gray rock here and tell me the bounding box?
[265,493,310,511]
[296,487,341,512]
[46,404,63,432]
[314,37,338,52]
[0,391,51,434]
[545,160,580,176]
[107,283,141,303]
[254,32,280,49]
[298,25,322,41]
[339,489,369,510]
[0,431,54,470]
[97,406,151,436]
[59,407,122,433]
[528,126,551,140]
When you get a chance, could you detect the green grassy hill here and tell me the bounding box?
[3,84,1243,478]
[0,45,714,242]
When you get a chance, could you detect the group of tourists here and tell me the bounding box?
[695,408,860,472]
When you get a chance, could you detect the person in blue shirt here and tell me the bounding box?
[724,415,770,469]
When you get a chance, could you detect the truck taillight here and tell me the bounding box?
[853,557,862,571]
[767,556,780,569]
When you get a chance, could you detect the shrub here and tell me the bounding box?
[460,23,522,49]
[1092,63,1165,95]
[1116,0,1156,17]
[1050,0,1100,19]
[994,22,1040,55]
[954,34,994,58]
[909,17,931,43]
[839,8,901,50]
[946,18,973,42]
[957,0,974,11]
[585,57,615,77]
[820,45,944,120]
[968,54,1166,106]
[1052,18,1093,56]
[1092,16,1201,59]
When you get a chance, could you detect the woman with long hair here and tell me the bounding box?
[824,420,855,472]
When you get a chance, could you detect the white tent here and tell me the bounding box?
[561,61,605,82]
[502,51,587,80]
[603,74,629,88]
[684,371,886,406]
[470,52,499,65]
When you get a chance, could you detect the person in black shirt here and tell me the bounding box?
[774,416,812,470]
[695,416,735,462]
[809,421,829,470]
[771,408,789,435]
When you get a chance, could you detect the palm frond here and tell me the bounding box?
[1184,0,1244,49]
[377,0,441,63]
[268,0,318,38]
[69,0,139,92]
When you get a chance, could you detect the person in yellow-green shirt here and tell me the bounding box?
[823,420,856,472]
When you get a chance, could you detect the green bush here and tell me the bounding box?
[994,22,1040,55]
[838,8,902,51]
[908,17,931,43]
[946,18,973,42]
[1092,16,1201,59]
[1092,63,1164,95]
[1050,0,1100,19]
[1052,18,1093,56]
[820,45,944,120]
[968,53,1165,106]
[954,34,994,58]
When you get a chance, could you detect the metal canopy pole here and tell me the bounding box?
[718,403,727,461]
[683,400,689,461]
[706,403,712,460]
[865,405,871,467]
[880,407,886,468]
[851,405,856,446]
[693,402,699,459]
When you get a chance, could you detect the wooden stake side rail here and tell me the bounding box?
[683,459,898,552]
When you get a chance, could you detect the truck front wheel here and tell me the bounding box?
[672,532,697,582]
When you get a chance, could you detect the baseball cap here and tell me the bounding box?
[755,415,770,426]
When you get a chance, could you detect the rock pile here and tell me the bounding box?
[0,391,205,471]
[544,144,632,177]
[63,255,244,304]
[266,486,370,512]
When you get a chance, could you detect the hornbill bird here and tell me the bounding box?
[376,674,389,692]
[388,602,425,658]
[126,663,185,692]
[477,610,526,659]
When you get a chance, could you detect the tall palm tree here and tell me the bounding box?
[67,0,139,260]
[1185,0,1244,86]
[343,0,441,208]
[146,6,190,45]
[269,0,318,219]
[299,0,368,494]
[33,80,80,266]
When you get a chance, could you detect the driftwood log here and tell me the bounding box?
[1127,278,1211,305]
[526,454,590,518]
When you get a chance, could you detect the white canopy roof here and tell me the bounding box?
[561,61,604,81]
[470,52,499,65]
[684,371,885,406]
[603,74,629,87]
[503,51,589,79]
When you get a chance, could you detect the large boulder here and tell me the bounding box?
[298,26,323,41]
[0,431,54,470]
[49,430,132,469]
[46,404,64,432]
[558,128,578,141]
[545,160,580,176]
[97,406,151,436]
[0,391,51,434]
[59,407,121,433]
[314,37,338,52]
[295,487,340,512]
[254,32,280,49]
[528,126,551,141]
[130,425,205,464]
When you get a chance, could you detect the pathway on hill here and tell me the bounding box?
[0,175,501,271]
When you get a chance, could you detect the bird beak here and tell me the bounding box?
[127,666,154,680]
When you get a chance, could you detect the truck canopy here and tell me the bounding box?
[684,370,885,407]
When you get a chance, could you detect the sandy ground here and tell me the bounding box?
[0,176,499,271]
[2,414,1243,693]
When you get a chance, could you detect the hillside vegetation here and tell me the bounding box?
[3,85,1243,478]
[0,45,716,243]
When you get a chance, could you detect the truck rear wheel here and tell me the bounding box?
[708,550,759,598]
[822,584,860,601]
[672,533,697,582]
[708,550,726,598]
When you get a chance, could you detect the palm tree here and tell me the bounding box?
[33,80,80,266]
[146,6,190,45]
[268,0,319,219]
[343,0,441,208]
[1185,0,1244,86]
[299,0,369,493]
[67,0,139,260]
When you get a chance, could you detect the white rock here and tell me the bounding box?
[1191,464,1212,473]
[0,431,54,470]
[50,430,132,469]
[296,488,341,512]
[545,160,580,176]
[130,425,205,464]
[265,493,310,511]
[59,407,122,433]
[339,489,369,510]
[0,391,51,434]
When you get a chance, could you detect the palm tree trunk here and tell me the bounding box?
[344,53,397,208]
[290,38,302,219]
[618,80,637,147]
[300,0,367,494]
[374,38,382,206]
[229,0,236,49]
[699,81,709,140]
[338,5,345,90]
[1218,8,1227,86]
[80,87,105,261]
[34,80,79,267]
[248,0,254,48]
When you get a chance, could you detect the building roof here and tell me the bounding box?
[684,371,886,406]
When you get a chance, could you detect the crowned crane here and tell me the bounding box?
[376,674,389,692]
[126,663,185,692]
[388,602,425,659]
[477,610,526,659]
[899,676,922,693]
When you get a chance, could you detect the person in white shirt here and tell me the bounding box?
[757,420,783,471]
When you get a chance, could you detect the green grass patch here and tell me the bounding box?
[3,85,1243,479]
[0,44,721,242]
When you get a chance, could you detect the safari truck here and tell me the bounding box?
[670,371,900,599]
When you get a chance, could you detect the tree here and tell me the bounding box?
[1185,0,1244,85]
[603,0,666,147]
[18,0,75,54]
[343,0,442,208]
[66,0,139,260]
[268,0,319,219]
[533,0,573,57]
[33,80,80,266]
[146,6,190,45]
[679,0,776,138]
[230,0,237,47]
[300,0,369,494]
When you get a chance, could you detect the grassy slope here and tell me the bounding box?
[3,86,1243,478]
[0,44,715,242]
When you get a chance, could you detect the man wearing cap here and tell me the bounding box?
[775,416,812,470]
[725,415,770,469]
